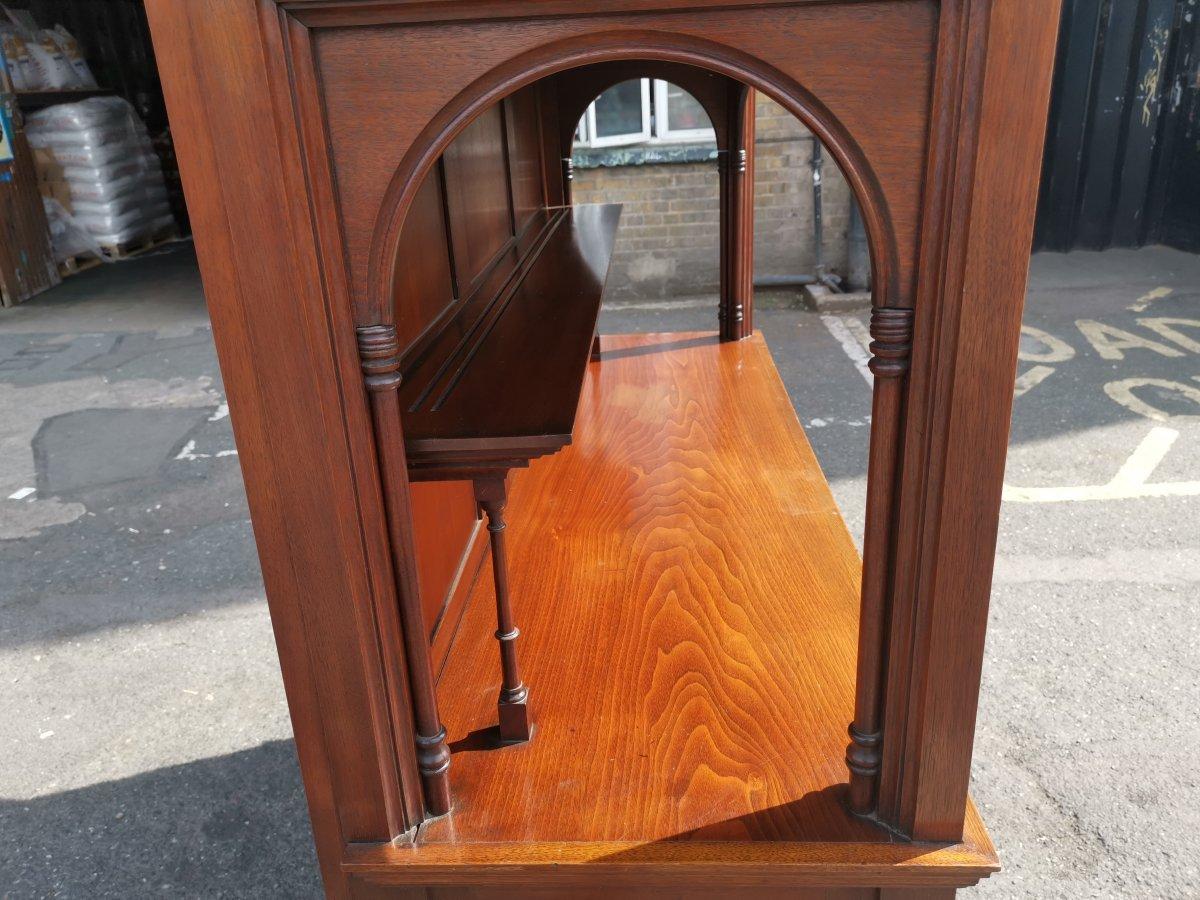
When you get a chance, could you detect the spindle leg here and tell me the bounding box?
[474,475,532,744]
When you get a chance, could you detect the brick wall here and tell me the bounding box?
[571,94,854,302]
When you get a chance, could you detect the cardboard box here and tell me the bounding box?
[32,145,64,181]
[38,178,71,211]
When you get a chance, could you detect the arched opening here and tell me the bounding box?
[369,48,903,835]
[364,34,901,325]
[567,78,870,314]
[569,79,722,302]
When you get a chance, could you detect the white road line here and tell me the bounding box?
[1013,365,1055,397]
[818,311,1197,504]
[820,314,872,386]
[1128,286,1172,313]
[1110,426,1178,488]
[7,487,36,501]
[175,440,238,462]
[1003,427,1200,503]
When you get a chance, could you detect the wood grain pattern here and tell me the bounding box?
[502,88,544,235]
[361,331,995,889]
[392,168,457,353]
[410,481,480,632]
[431,520,489,678]
[146,0,432,868]
[441,104,515,290]
[847,306,915,815]
[877,0,1064,839]
[345,820,995,890]
[148,0,1062,893]
[393,82,562,673]
[401,203,621,467]
[428,332,876,844]
[348,882,877,900]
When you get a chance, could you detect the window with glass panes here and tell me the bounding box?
[575,80,715,147]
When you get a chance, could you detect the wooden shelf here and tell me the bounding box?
[400,203,621,476]
[16,88,114,111]
[351,332,997,889]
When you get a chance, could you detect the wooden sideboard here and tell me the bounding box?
[145,1,1061,896]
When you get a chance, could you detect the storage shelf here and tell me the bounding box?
[401,203,621,475]
[357,332,996,888]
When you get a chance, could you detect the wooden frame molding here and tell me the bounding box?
[145,0,1062,894]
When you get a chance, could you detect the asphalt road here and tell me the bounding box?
[1,242,1196,898]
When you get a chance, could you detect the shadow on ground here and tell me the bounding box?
[0,741,320,898]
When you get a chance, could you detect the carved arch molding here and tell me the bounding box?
[267,0,995,838]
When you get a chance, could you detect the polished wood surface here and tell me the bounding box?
[719,85,755,341]
[392,83,568,660]
[425,334,928,843]
[443,104,516,291]
[877,0,1063,837]
[311,1,939,323]
[410,481,480,632]
[847,306,915,814]
[392,170,456,353]
[147,0,1062,894]
[346,827,994,891]
[430,521,489,678]
[357,331,995,887]
[349,887,879,900]
[502,89,545,235]
[400,203,621,471]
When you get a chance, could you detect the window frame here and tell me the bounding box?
[574,79,716,149]
[585,78,652,148]
[653,79,716,142]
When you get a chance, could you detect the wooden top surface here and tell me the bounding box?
[400,203,620,462]
[405,332,994,882]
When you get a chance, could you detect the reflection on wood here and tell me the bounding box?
[432,331,870,843]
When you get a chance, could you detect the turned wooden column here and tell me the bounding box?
[474,474,532,744]
[357,325,453,816]
[718,85,755,342]
[847,307,914,815]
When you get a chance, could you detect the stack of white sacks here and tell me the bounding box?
[26,97,173,250]
[0,20,96,91]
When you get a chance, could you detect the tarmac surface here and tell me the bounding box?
[1,242,1197,898]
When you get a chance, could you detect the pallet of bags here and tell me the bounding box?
[0,3,96,92]
[25,96,174,251]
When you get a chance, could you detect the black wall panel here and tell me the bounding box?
[1035,0,1200,252]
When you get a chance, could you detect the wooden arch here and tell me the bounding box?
[364,30,903,329]
[549,61,754,340]
[361,32,911,822]
[551,61,735,152]
[146,1,1062,894]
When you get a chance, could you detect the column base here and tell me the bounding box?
[498,687,532,744]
